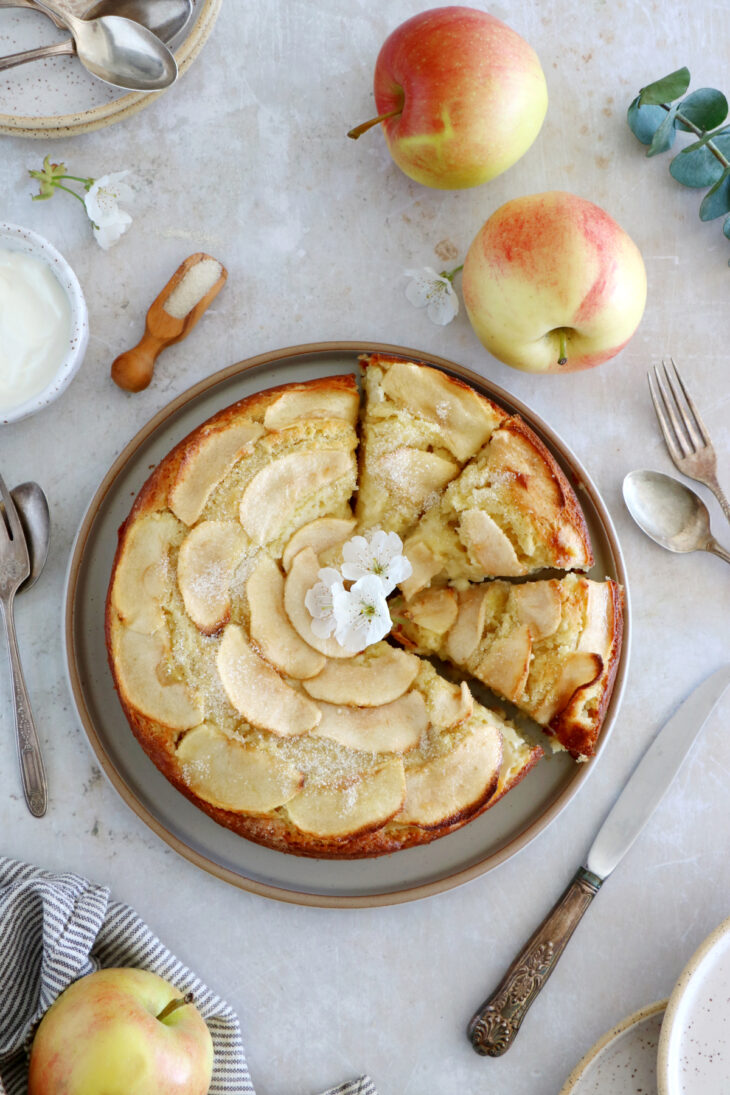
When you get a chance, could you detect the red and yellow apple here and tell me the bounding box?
[348,7,548,189]
[462,191,647,373]
[27,968,214,1095]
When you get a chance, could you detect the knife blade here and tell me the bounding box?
[468,664,730,1057]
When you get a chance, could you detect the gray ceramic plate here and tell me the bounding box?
[64,342,630,908]
[560,1001,667,1094]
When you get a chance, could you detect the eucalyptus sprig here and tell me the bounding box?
[628,67,730,262]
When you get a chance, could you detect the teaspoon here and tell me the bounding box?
[0,0,191,72]
[9,482,50,593]
[6,0,178,91]
[623,469,730,565]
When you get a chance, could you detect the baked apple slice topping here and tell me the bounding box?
[239,450,355,546]
[457,509,526,576]
[473,624,533,703]
[169,422,264,525]
[429,680,474,730]
[263,386,359,430]
[313,691,428,753]
[512,581,562,640]
[246,555,326,680]
[216,624,321,736]
[177,724,303,813]
[111,512,180,635]
[302,643,420,706]
[402,587,458,636]
[114,629,203,731]
[285,759,406,838]
[282,516,356,572]
[177,520,247,635]
[375,448,458,507]
[445,585,491,662]
[284,547,354,658]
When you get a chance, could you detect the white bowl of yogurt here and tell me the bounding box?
[0,223,88,425]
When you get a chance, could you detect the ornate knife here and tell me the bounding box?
[468,664,730,1057]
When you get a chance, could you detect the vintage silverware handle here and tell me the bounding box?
[708,537,730,565]
[708,478,730,527]
[0,38,73,71]
[1,597,47,817]
[468,867,602,1057]
[0,0,66,29]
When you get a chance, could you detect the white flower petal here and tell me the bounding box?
[332,575,391,653]
[404,266,446,309]
[426,282,459,326]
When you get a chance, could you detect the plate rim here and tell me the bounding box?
[657,913,730,1095]
[559,999,668,1094]
[63,339,631,908]
[0,0,222,138]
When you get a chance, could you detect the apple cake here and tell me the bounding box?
[106,357,622,858]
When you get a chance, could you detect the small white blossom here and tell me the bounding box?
[340,530,412,595]
[332,575,392,654]
[84,171,134,250]
[304,567,344,638]
[404,266,459,326]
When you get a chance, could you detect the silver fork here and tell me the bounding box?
[0,474,47,817]
[648,359,730,526]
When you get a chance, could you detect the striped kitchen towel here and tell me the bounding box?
[0,857,377,1095]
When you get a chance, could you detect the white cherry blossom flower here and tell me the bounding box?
[404,266,460,326]
[84,171,134,250]
[332,575,391,654]
[304,567,344,638]
[340,530,412,595]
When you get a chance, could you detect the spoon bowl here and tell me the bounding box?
[83,0,192,44]
[10,482,50,592]
[623,470,730,565]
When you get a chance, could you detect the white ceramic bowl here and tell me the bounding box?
[658,915,730,1094]
[0,223,88,425]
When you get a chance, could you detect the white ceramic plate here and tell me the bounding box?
[0,0,221,137]
[560,1001,667,1094]
[63,342,630,907]
[658,915,730,1094]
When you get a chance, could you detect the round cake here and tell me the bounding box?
[105,354,623,858]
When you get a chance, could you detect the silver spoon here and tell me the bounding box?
[9,482,50,592]
[1,0,178,90]
[0,0,191,71]
[623,469,730,565]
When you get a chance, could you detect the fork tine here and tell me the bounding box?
[661,359,703,453]
[0,473,25,544]
[654,365,692,457]
[648,369,685,465]
[668,357,712,447]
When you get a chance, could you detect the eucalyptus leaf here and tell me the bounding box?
[680,125,730,154]
[627,97,668,144]
[675,88,729,132]
[669,137,730,187]
[639,67,690,106]
[647,104,678,156]
[699,167,730,220]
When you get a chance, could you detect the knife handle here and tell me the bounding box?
[468,866,602,1057]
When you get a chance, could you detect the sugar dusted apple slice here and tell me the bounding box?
[302,644,420,706]
[379,360,501,461]
[429,680,474,730]
[457,509,526,576]
[239,450,354,546]
[314,691,428,753]
[216,624,321,736]
[169,422,264,525]
[532,652,603,724]
[473,624,532,703]
[284,547,354,659]
[246,555,325,680]
[176,724,302,813]
[404,587,458,636]
[263,387,359,430]
[445,585,490,663]
[286,759,406,838]
[375,448,458,507]
[512,581,562,640]
[400,540,443,600]
[282,516,356,573]
[111,512,180,635]
[397,724,502,829]
[114,629,202,730]
[177,520,247,635]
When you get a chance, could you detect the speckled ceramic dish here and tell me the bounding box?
[0,0,221,137]
[0,222,88,424]
[560,1001,667,1094]
[63,342,630,908]
[658,916,730,1094]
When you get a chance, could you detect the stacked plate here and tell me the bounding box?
[561,916,730,1093]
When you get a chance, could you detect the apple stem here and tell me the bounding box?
[557,329,568,366]
[347,107,402,140]
[156,993,194,1022]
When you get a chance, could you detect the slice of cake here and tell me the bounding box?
[355,353,507,537]
[394,573,623,759]
[399,416,594,598]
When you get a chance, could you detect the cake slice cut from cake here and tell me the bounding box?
[394,573,623,759]
[398,416,594,597]
[355,353,507,537]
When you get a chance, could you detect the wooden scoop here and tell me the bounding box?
[111,252,227,392]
